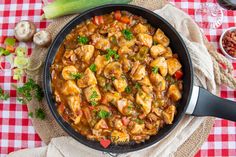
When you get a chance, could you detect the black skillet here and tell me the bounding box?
[43,4,236,154]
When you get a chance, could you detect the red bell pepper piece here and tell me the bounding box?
[174,70,183,80]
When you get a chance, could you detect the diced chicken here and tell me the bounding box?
[150,73,166,91]
[131,123,145,134]
[118,46,132,55]
[167,84,182,101]
[113,78,127,93]
[95,38,111,51]
[61,65,78,80]
[166,58,182,75]
[138,76,152,86]
[118,37,136,48]
[117,98,128,115]
[74,113,82,125]
[84,85,101,102]
[131,64,146,81]
[161,47,173,59]
[67,95,81,113]
[62,80,81,96]
[150,57,168,77]
[133,23,148,34]
[94,55,111,75]
[104,62,123,79]
[137,33,153,48]
[103,92,121,105]
[153,28,170,47]
[162,105,176,124]
[114,119,124,131]
[150,44,167,58]
[75,45,94,63]
[111,130,130,144]
[77,68,97,88]
[121,57,132,73]
[94,119,108,129]
[136,90,152,114]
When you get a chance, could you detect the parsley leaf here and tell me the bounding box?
[153,41,158,45]
[0,88,9,100]
[77,36,89,44]
[105,49,119,61]
[125,86,132,94]
[89,64,96,72]
[90,91,98,100]
[135,118,144,124]
[71,73,83,79]
[152,66,159,74]
[122,29,133,40]
[111,76,116,81]
[35,108,45,120]
[90,101,97,106]
[98,110,110,119]
[28,112,33,118]
[135,83,141,89]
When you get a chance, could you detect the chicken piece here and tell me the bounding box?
[150,57,168,77]
[94,55,111,75]
[103,92,121,105]
[94,119,108,130]
[161,47,173,59]
[114,119,124,131]
[62,65,78,80]
[167,84,182,101]
[74,45,94,64]
[150,73,166,91]
[162,105,176,124]
[131,64,146,81]
[118,37,136,48]
[95,38,111,51]
[137,33,153,48]
[63,50,74,59]
[153,28,170,47]
[121,57,132,73]
[138,76,152,86]
[67,95,81,114]
[136,90,152,114]
[113,78,127,93]
[62,80,81,96]
[84,85,101,102]
[104,62,122,79]
[77,68,97,88]
[74,113,82,125]
[131,123,145,134]
[111,130,130,144]
[118,46,132,55]
[117,98,128,115]
[133,23,149,34]
[150,44,167,58]
[166,58,182,75]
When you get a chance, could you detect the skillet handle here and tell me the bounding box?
[186,86,236,121]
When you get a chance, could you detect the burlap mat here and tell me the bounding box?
[25,0,236,156]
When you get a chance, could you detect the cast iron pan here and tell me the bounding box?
[43,4,236,154]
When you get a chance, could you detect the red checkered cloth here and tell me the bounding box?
[0,0,235,156]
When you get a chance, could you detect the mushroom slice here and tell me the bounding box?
[62,65,78,80]
[150,57,168,77]
[14,20,36,42]
[104,62,122,79]
[77,68,97,88]
[137,33,153,48]
[149,72,166,91]
[62,80,81,96]
[166,57,182,75]
[111,130,130,144]
[113,78,127,93]
[136,90,152,114]
[75,45,94,64]
[84,85,101,102]
[33,30,52,47]
[131,64,146,81]
[94,55,111,75]
[153,28,170,47]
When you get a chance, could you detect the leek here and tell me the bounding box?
[42,0,132,19]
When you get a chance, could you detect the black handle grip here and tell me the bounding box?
[192,87,236,121]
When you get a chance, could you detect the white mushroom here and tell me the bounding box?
[33,30,52,47]
[14,20,36,42]
[75,45,94,64]
[104,62,122,79]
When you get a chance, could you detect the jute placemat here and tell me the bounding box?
[24,0,236,156]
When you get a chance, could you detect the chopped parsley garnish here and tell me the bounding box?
[153,41,157,45]
[105,49,119,61]
[90,91,98,100]
[111,76,116,81]
[35,108,46,120]
[135,83,141,89]
[135,118,144,124]
[70,73,83,79]
[77,36,89,44]
[104,83,112,91]
[125,86,132,94]
[89,64,96,72]
[90,101,97,106]
[122,29,133,40]
[152,66,159,74]
[16,79,44,103]
[98,110,110,119]
[0,88,9,100]
[28,112,33,118]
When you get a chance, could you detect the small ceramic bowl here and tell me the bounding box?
[219,27,236,60]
